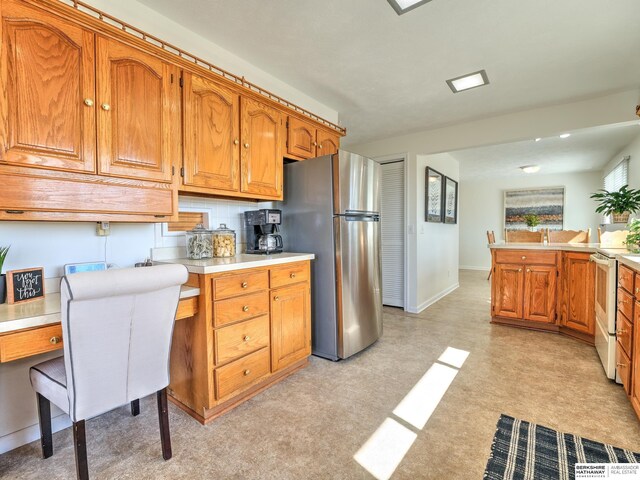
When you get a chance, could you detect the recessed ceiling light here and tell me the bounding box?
[535,138,542,142]
[446,70,490,93]
[560,133,571,139]
[387,0,433,15]
[520,165,540,174]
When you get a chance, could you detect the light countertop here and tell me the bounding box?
[490,242,632,256]
[616,255,640,271]
[0,285,200,335]
[157,252,315,274]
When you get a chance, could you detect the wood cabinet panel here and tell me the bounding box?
[316,129,340,156]
[287,116,316,158]
[213,291,269,328]
[494,250,557,266]
[618,288,634,322]
[632,316,640,417]
[617,340,632,396]
[635,273,640,299]
[182,73,240,192]
[0,324,63,363]
[212,270,269,300]
[0,1,96,173]
[523,265,556,323]
[96,36,178,183]
[493,264,524,319]
[618,311,633,358]
[214,347,270,400]
[240,97,282,198]
[270,283,311,372]
[562,252,595,334]
[270,261,310,289]
[619,264,635,294]
[214,315,269,366]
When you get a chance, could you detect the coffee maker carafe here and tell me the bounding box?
[244,209,283,254]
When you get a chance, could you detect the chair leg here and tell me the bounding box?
[36,393,53,459]
[156,388,172,461]
[73,420,89,480]
[130,399,140,417]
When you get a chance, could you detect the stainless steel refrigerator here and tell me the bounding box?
[279,151,382,360]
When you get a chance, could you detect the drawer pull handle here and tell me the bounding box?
[521,256,526,260]
[241,282,248,288]
[274,296,279,301]
[616,329,627,335]
[49,336,61,345]
[616,363,626,368]
[290,273,296,278]
[243,369,251,376]
[242,306,249,312]
[636,287,639,293]
[243,335,251,342]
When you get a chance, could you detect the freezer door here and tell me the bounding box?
[334,151,380,215]
[335,215,383,358]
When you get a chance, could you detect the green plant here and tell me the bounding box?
[0,245,9,274]
[626,220,640,252]
[523,214,540,228]
[590,185,640,216]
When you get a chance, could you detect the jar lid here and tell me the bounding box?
[212,223,235,234]
[188,223,212,233]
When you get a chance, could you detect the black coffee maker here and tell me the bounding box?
[244,209,283,254]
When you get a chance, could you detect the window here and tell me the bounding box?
[604,157,629,192]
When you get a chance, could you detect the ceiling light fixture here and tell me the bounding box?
[560,133,571,139]
[520,165,540,174]
[535,138,542,142]
[446,70,490,93]
[387,0,433,15]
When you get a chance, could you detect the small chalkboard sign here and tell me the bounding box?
[7,267,45,304]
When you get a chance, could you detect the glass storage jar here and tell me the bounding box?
[212,224,236,257]
[186,224,213,259]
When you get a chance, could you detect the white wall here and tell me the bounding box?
[459,172,603,270]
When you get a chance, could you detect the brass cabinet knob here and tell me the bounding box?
[318,144,323,149]
[521,256,526,260]
[244,143,250,148]
[636,287,639,293]
[616,363,626,368]
[83,98,94,107]
[526,268,531,273]
[241,282,248,288]
[242,305,249,312]
[518,268,522,272]
[101,103,111,111]
[616,329,627,335]
[243,335,251,342]
[243,369,251,376]
[274,296,279,301]
[290,273,296,278]
[312,141,318,147]
[49,336,61,345]
[234,139,239,145]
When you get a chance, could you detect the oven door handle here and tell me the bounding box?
[589,254,613,266]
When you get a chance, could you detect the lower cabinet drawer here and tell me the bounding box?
[270,262,310,289]
[618,289,634,321]
[616,341,632,396]
[213,291,269,328]
[214,347,270,400]
[617,312,633,358]
[214,315,270,366]
[0,325,63,363]
[494,250,556,266]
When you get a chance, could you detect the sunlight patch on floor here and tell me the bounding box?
[438,346,470,369]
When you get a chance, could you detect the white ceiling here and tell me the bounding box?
[138,0,640,145]
[453,122,640,181]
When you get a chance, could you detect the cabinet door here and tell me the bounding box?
[271,283,311,372]
[0,2,95,172]
[632,318,640,417]
[182,72,240,191]
[563,252,595,334]
[287,116,316,158]
[240,97,282,198]
[493,264,524,319]
[523,266,557,323]
[316,129,340,156]
[96,37,178,183]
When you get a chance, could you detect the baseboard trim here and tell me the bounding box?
[459,265,490,271]
[0,413,70,455]
[406,283,459,314]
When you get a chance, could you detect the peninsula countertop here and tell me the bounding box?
[157,252,315,275]
[489,242,632,256]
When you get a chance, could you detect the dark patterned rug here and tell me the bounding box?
[484,415,640,480]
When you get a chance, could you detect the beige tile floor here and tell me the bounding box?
[1,270,639,479]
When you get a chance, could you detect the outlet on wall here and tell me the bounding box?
[96,222,110,236]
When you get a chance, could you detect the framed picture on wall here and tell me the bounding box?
[425,167,444,222]
[443,176,458,224]
[504,186,565,230]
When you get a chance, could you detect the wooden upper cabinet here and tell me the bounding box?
[271,282,311,372]
[0,2,96,173]
[562,252,595,334]
[494,264,524,319]
[287,116,316,158]
[316,129,340,156]
[96,36,178,183]
[523,265,556,323]
[182,73,240,192]
[240,97,282,198]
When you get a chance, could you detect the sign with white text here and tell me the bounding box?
[7,267,45,304]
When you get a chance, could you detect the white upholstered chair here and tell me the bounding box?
[29,264,188,480]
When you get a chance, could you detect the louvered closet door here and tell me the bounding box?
[380,161,405,308]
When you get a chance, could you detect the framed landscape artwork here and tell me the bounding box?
[425,167,444,222]
[443,177,458,224]
[504,187,565,230]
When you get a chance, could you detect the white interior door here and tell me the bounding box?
[380,161,405,307]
